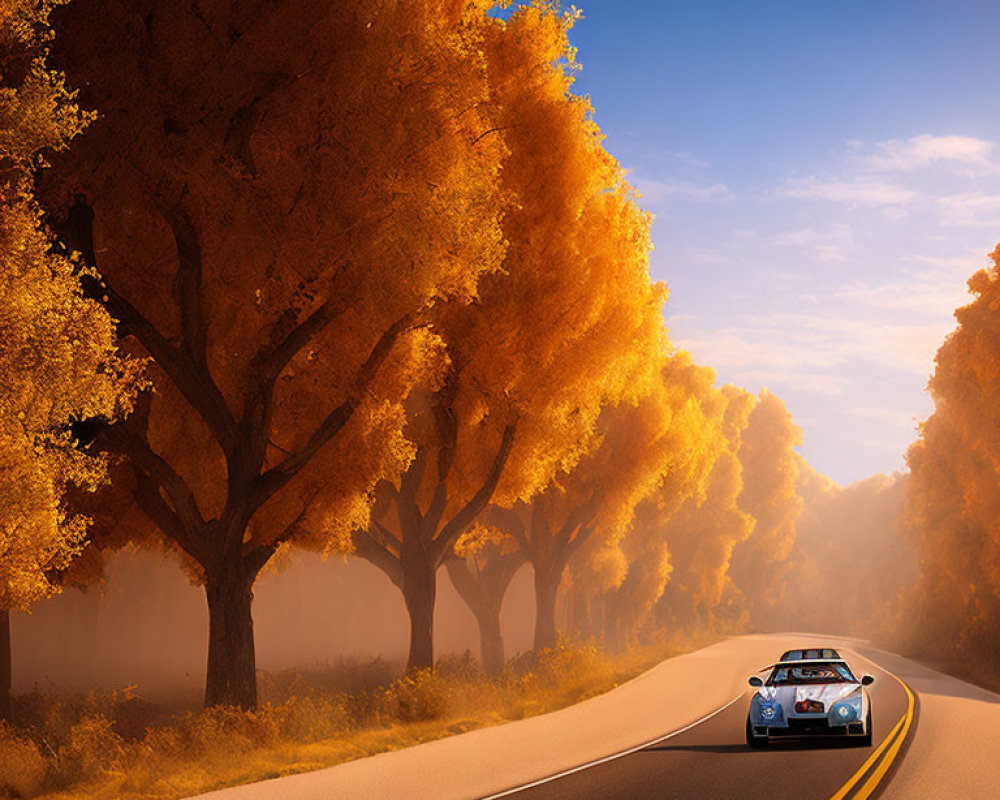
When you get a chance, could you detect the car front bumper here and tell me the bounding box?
[755,718,867,737]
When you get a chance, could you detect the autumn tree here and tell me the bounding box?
[568,356,726,650]
[494,352,715,652]
[43,0,507,708]
[728,390,803,628]
[654,385,756,634]
[352,3,665,670]
[445,524,527,675]
[904,248,1000,664]
[0,0,137,718]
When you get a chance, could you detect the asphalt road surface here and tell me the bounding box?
[485,651,914,800]
[194,634,1000,800]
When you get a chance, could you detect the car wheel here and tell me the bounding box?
[858,710,873,747]
[746,715,768,748]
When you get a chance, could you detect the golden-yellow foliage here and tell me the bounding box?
[522,352,726,649]
[905,246,1000,661]
[353,1,666,667]
[571,358,734,646]
[727,389,803,626]
[44,0,509,564]
[0,0,137,612]
[654,385,757,632]
[42,0,516,705]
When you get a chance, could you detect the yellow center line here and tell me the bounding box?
[827,715,905,800]
[827,666,916,800]
[852,681,915,800]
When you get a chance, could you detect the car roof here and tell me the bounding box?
[758,658,851,672]
[780,647,840,660]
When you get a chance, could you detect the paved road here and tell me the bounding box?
[486,649,913,800]
[193,634,1000,800]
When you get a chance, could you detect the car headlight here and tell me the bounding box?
[831,701,859,723]
[753,696,782,724]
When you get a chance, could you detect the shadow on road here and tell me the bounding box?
[645,740,864,755]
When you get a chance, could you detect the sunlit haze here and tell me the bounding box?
[5,3,1000,797]
[568,0,1000,483]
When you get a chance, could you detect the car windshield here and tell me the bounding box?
[780,648,839,661]
[766,662,856,686]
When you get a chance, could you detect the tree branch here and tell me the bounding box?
[353,527,403,588]
[132,470,207,565]
[102,423,207,536]
[159,200,208,367]
[423,378,459,532]
[370,517,403,555]
[431,423,518,563]
[484,504,529,550]
[62,198,237,451]
[399,447,428,504]
[249,310,419,511]
[565,523,597,558]
[251,280,349,389]
[242,480,328,574]
[556,492,601,550]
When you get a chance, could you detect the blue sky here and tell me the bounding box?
[562,0,1000,484]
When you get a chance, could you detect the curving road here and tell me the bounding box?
[484,649,914,800]
[192,634,1000,800]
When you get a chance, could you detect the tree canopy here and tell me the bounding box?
[0,0,138,718]
[352,3,666,669]
[43,0,508,707]
[905,248,1000,662]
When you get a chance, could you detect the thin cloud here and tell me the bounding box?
[836,274,972,316]
[862,134,998,173]
[770,225,854,263]
[778,177,915,206]
[636,177,735,205]
[936,192,1000,227]
[849,406,922,430]
[675,311,953,391]
[733,370,851,397]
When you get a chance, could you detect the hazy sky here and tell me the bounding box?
[565,0,1000,484]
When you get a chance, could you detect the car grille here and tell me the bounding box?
[769,718,847,736]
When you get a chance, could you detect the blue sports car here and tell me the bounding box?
[746,653,874,747]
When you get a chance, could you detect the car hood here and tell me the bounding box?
[757,683,862,711]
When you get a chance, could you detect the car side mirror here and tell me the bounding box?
[861,674,875,686]
[748,676,764,687]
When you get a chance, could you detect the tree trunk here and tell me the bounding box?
[475,607,505,676]
[0,609,10,721]
[204,565,257,709]
[533,558,564,651]
[446,553,523,676]
[446,559,505,674]
[401,540,437,671]
[604,591,624,653]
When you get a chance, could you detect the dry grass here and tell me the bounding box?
[0,640,691,800]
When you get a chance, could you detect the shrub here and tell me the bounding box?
[58,714,125,783]
[534,639,602,690]
[382,669,451,723]
[0,723,48,799]
[278,695,353,743]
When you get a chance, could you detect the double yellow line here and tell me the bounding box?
[828,672,915,800]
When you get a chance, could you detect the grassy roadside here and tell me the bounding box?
[0,637,716,800]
